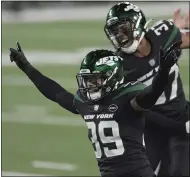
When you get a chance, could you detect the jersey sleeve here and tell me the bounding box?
[149,20,182,54]
[162,20,182,50]
[23,64,79,114]
[55,90,79,114]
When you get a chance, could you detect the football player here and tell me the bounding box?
[104,2,189,176]
[10,41,181,177]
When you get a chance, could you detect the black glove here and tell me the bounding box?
[9,42,30,70]
[159,40,182,71]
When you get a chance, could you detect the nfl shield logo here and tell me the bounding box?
[149,59,155,66]
[94,105,99,111]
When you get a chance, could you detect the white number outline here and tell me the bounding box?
[124,4,140,12]
[87,122,102,158]
[169,65,179,100]
[155,64,179,105]
[87,121,124,158]
[141,65,179,105]
[151,20,173,36]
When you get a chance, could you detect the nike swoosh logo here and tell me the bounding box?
[124,69,136,76]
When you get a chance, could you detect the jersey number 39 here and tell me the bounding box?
[87,121,124,158]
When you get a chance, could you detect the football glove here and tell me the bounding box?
[9,42,30,70]
[159,40,182,70]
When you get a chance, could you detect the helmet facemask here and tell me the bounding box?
[77,73,103,101]
[76,68,124,102]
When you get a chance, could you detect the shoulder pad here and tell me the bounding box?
[147,20,181,50]
[149,20,174,34]
[113,82,146,100]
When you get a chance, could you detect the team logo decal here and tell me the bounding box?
[108,104,118,112]
[94,105,99,111]
[149,59,155,66]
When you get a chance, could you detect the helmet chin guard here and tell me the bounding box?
[121,29,146,54]
[121,40,139,54]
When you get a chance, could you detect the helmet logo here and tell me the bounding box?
[94,105,99,111]
[124,4,140,12]
[96,56,120,66]
[149,59,155,66]
[117,2,130,5]
[108,104,118,112]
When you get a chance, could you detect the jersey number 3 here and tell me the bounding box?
[151,20,173,36]
[87,121,124,158]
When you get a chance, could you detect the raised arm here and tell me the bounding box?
[172,9,190,49]
[130,40,182,111]
[173,9,189,31]
[9,42,78,114]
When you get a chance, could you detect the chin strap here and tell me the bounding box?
[121,40,139,54]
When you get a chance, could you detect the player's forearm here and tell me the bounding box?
[22,64,78,114]
[23,64,65,101]
[135,68,169,110]
[145,111,187,136]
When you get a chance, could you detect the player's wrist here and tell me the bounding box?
[20,62,32,73]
